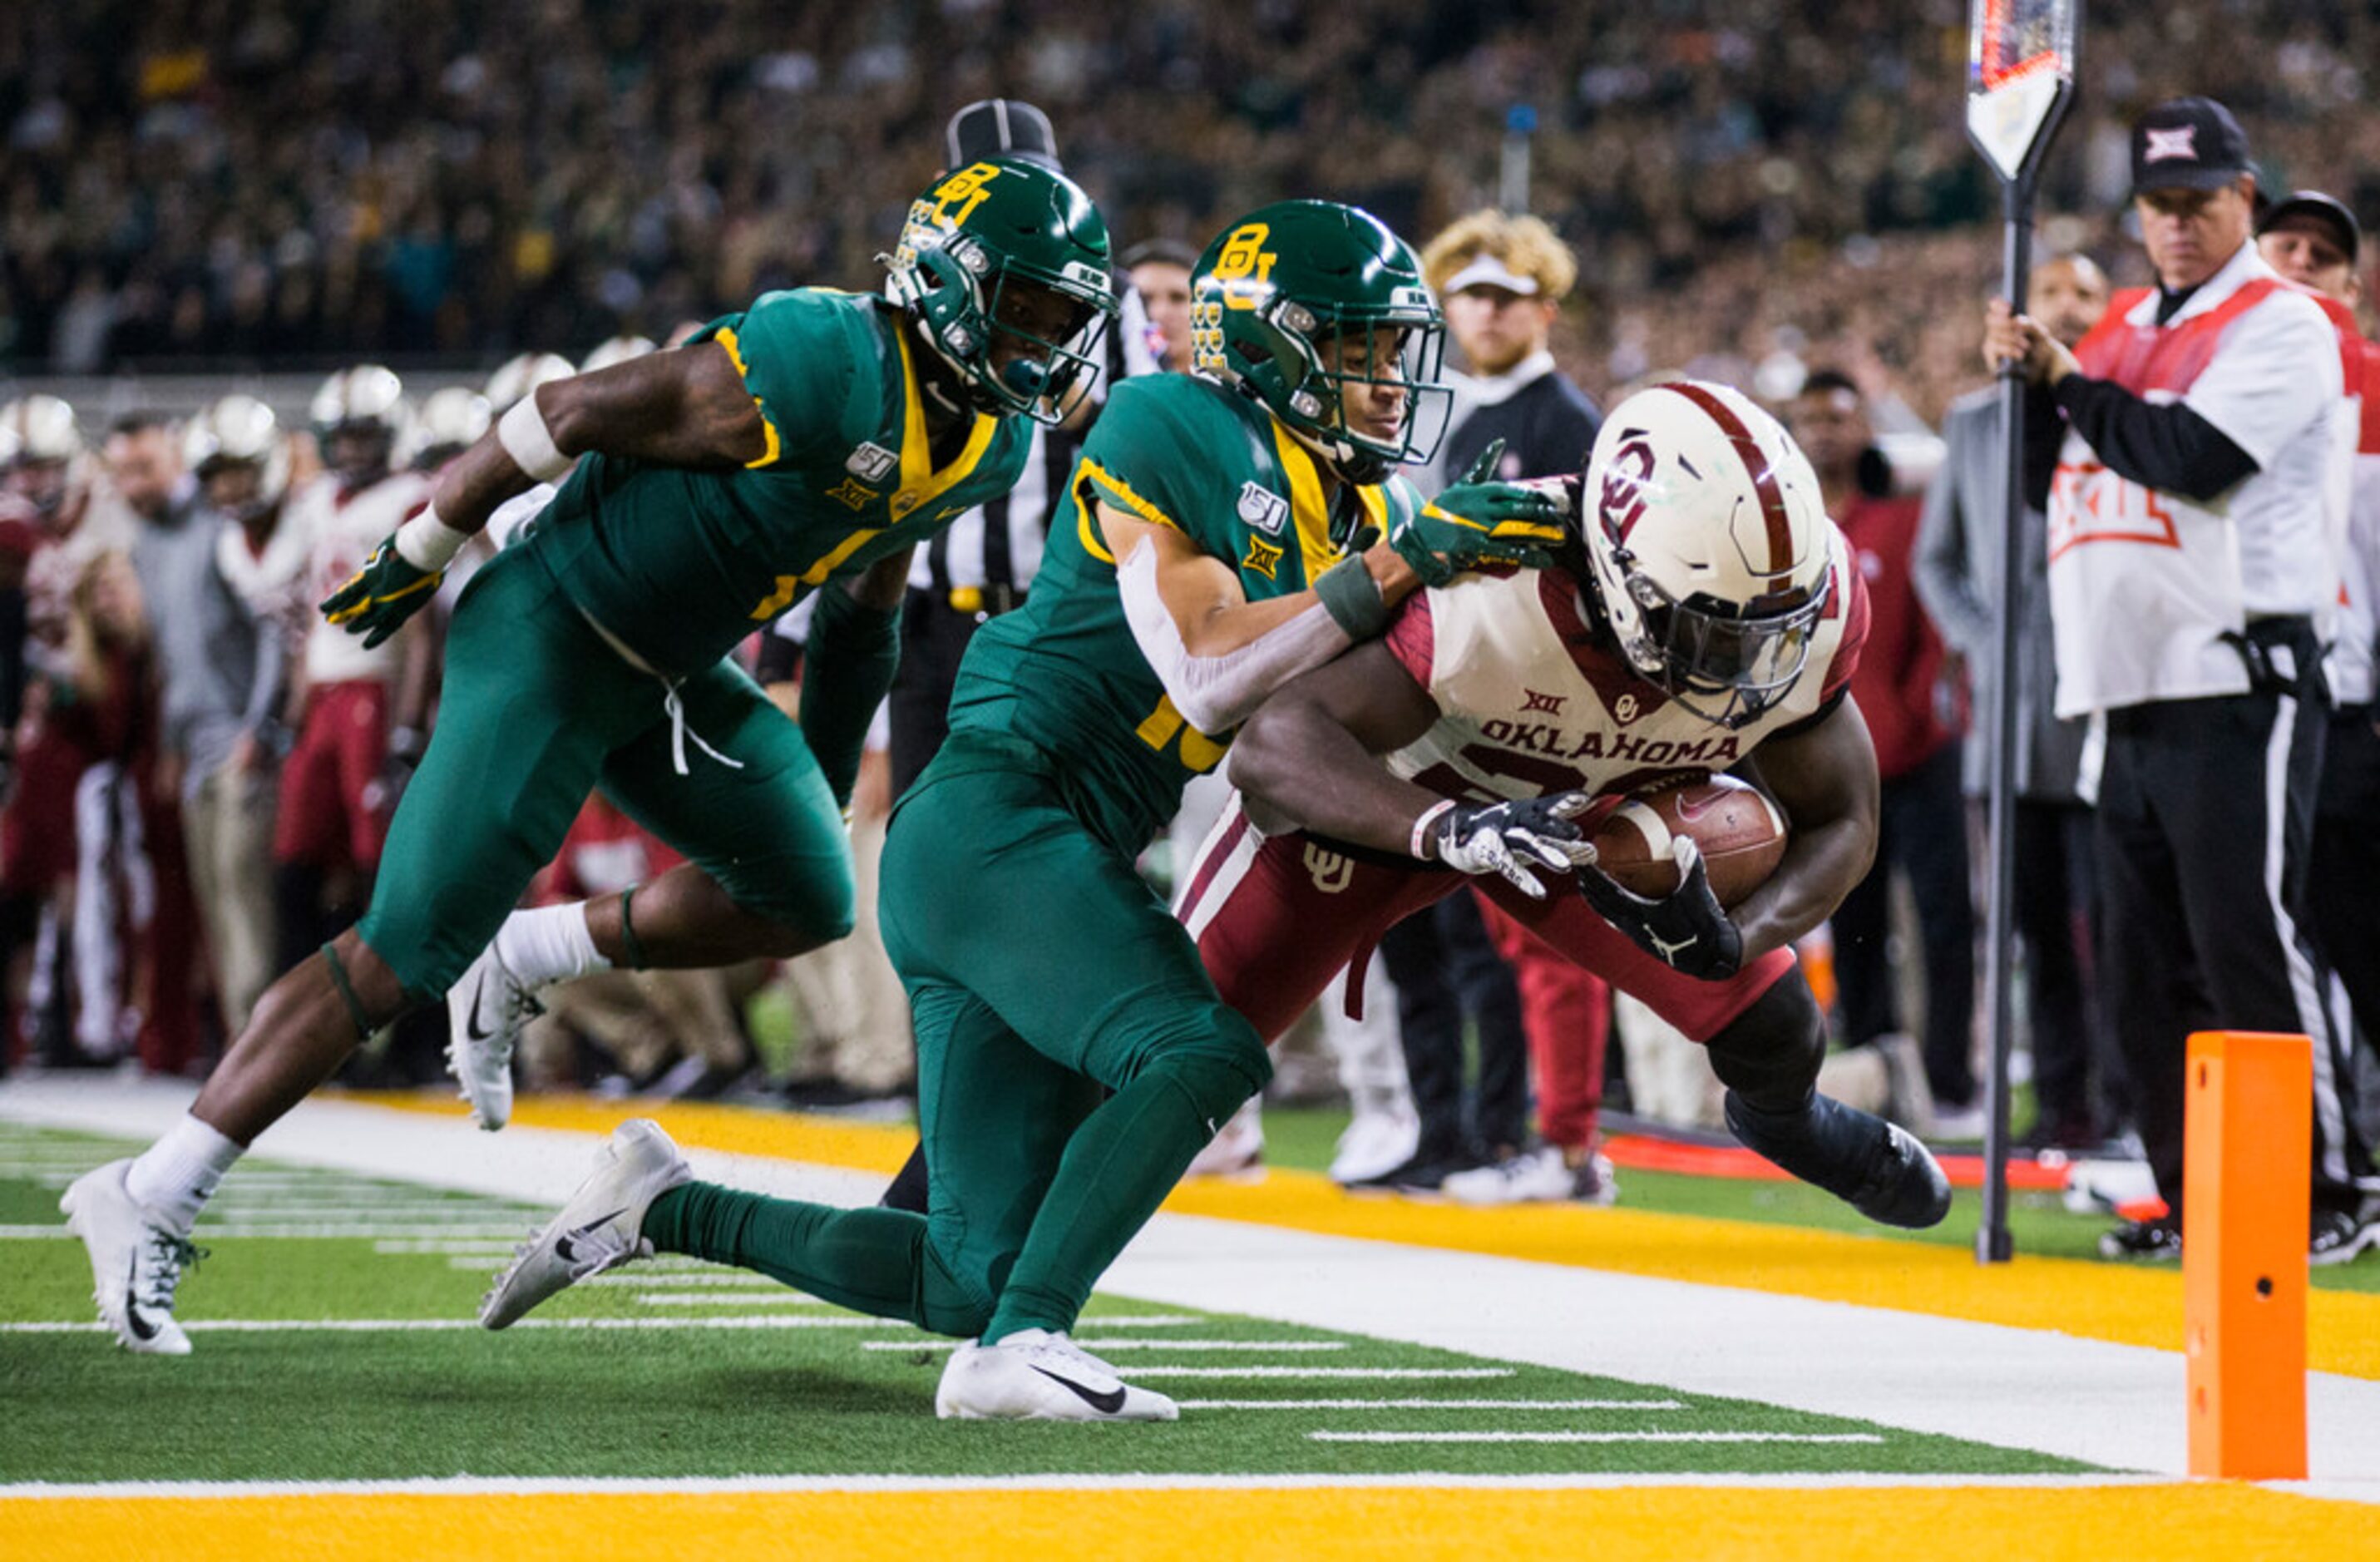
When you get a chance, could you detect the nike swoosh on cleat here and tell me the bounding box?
[464,974,496,1043]
[552,1209,629,1264]
[123,1261,158,1342]
[1029,1365,1127,1415]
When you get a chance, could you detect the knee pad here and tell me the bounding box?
[1702,971,1825,1113]
[1128,1004,1273,1125]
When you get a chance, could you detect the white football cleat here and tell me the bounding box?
[1441,1144,1618,1207]
[1329,1101,1422,1187]
[61,1159,199,1356]
[480,1120,690,1329]
[446,942,543,1130]
[936,1328,1179,1421]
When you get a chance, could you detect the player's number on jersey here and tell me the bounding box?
[1133,694,1229,774]
[1410,744,1588,808]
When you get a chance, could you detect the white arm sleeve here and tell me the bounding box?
[1116,540,1353,734]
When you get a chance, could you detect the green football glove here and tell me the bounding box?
[320,537,442,650]
[1391,438,1569,586]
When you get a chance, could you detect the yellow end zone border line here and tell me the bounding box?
[349,1092,2380,1382]
[6,1480,2378,1561]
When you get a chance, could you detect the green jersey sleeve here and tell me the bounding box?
[691,289,881,470]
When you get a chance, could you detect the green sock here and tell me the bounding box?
[643,1182,978,1334]
[982,1067,1235,1342]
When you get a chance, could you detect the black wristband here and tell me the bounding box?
[1313,554,1390,640]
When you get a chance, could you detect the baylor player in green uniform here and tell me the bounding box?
[62,158,1115,1357]
[478,202,1571,1421]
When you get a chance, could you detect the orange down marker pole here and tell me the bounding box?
[2183,1030,2310,1480]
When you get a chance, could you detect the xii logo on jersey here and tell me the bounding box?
[1241,534,1285,581]
[1237,482,1289,535]
[1302,843,1354,894]
[1520,688,1567,716]
[846,442,898,483]
[827,478,877,512]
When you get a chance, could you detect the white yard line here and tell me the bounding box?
[629,1292,823,1306]
[1177,1399,1686,1411]
[1124,1367,1515,1380]
[0,1223,536,1240]
[1309,1431,1886,1446]
[0,1471,2185,1501]
[2,1317,988,1334]
[857,1338,1346,1352]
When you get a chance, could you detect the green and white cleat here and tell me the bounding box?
[479,1120,690,1329]
[61,1159,201,1356]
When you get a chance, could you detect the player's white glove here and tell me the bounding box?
[1422,792,1599,900]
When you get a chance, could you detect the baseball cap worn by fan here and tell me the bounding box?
[2130,96,2253,196]
[2256,190,2360,264]
[1440,252,1541,298]
[946,98,1061,171]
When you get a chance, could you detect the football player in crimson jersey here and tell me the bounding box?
[1180,380,1953,1229]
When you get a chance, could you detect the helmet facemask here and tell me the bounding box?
[1614,566,1832,729]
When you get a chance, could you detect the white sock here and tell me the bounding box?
[125,1114,244,1233]
[493,902,610,989]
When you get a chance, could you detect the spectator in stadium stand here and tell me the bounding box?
[2253,191,2380,1146]
[1122,240,1198,374]
[1987,97,2378,1263]
[1790,368,1976,1138]
[1410,210,1618,1207]
[1914,253,2117,1150]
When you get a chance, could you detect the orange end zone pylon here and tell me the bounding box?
[2183,1031,2310,1480]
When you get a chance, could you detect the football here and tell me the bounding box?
[1589,775,1788,908]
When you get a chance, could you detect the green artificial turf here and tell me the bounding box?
[0,1123,2095,1485]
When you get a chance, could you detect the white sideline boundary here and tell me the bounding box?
[3,1075,2378,1502]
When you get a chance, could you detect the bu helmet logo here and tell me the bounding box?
[929,162,1007,226]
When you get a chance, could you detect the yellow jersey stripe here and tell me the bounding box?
[711,324,784,469]
[1267,420,1341,581]
[893,329,1000,516]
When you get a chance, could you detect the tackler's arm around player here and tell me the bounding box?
[321,345,770,645]
[1228,639,1597,901]
[1100,445,1563,737]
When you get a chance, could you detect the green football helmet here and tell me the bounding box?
[1189,201,1450,483]
[884,157,1118,424]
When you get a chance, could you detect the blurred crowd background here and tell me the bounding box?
[8,1,2380,418]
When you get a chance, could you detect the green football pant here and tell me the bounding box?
[645,732,1271,1339]
[354,546,855,1001]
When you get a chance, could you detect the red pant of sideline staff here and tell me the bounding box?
[1479,897,1610,1153]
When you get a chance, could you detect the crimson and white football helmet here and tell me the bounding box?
[484,353,575,415]
[184,393,292,524]
[311,366,415,487]
[1579,379,1834,729]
